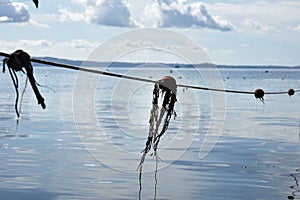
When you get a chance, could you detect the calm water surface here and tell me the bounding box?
[0,65,300,200]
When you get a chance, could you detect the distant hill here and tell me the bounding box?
[32,57,300,69]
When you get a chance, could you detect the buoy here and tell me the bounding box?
[158,76,177,94]
[254,88,264,99]
[288,88,295,96]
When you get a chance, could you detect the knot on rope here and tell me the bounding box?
[2,49,46,118]
[3,49,30,73]
[138,76,177,171]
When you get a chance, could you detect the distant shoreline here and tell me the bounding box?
[25,56,300,69]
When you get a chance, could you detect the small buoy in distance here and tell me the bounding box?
[288,88,295,96]
[254,88,264,99]
[287,195,294,200]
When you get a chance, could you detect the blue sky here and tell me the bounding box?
[1,0,300,66]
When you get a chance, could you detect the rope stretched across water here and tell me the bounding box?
[1,51,299,97]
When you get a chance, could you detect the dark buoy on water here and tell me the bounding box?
[254,88,264,99]
[254,88,265,104]
[288,88,295,96]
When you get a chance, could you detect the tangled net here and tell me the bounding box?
[137,76,177,172]
[2,49,46,118]
[32,0,39,8]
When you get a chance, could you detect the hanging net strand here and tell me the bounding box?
[2,49,46,118]
[33,0,39,8]
[153,76,177,155]
[137,76,177,171]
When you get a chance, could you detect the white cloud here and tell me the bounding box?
[0,39,97,51]
[0,39,52,58]
[18,39,52,47]
[263,57,279,63]
[59,0,138,27]
[59,7,87,23]
[0,39,52,50]
[0,39,98,60]
[89,0,137,27]
[243,18,279,33]
[61,0,234,30]
[141,0,235,31]
[218,49,236,56]
[206,1,300,23]
[287,25,300,32]
[60,39,98,51]
[0,0,49,28]
[27,19,50,28]
[0,1,29,23]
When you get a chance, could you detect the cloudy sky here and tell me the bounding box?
[1,0,300,65]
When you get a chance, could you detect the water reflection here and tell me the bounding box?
[289,168,300,199]
[0,188,61,200]
[0,122,28,139]
[139,160,159,200]
[1,67,300,199]
[154,164,158,200]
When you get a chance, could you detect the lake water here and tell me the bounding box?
[0,64,300,200]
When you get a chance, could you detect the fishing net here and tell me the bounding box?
[138,76,177,171]
[2,50,46,118]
